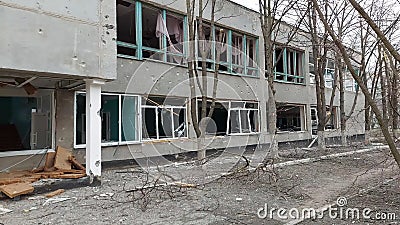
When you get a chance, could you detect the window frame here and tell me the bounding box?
[227,101,260,135]
[196,21,260,77]
[274,46,305,84]
[276,103,307,133]
[116,1,188,65]
[141,99,188,141]
[73,92,141,149]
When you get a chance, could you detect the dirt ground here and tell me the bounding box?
[0,144,399,225]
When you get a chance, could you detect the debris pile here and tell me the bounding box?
[0,146,86,198]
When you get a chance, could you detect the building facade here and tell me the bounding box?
[0,0,365,175]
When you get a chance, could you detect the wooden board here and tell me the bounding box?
[50,173,86,179]
[44,152,56,169]
[68,156,86,171]
[45,189,65,198]
[0,182,34,198]
[34,171,64,179]
[53,146,72,170]
[58,169,86,174]
[0,177,39,186]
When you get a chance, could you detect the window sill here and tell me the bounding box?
[0,149,55,158]
[228,132,261,136]
[117,55,189,68]
[273,79,306,86]
[142,137,189,143]
[74,141,142,149]
[276,130,308,134]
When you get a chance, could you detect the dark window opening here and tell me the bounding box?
[275,48,284,74]
[277,104,304,132]
[198,101,228,136]
[117,0,136,57]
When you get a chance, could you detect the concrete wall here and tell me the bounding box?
[0,0,367,170]
[0,0,116,80]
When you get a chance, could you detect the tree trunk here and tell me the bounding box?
[312,0,400,168]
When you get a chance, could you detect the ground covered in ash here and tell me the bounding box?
[1,144,399,225]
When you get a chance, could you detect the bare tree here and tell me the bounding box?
[310,0,400,168]
[259,0,308,156]
[186,0,224,160]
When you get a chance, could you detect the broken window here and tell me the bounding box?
[215,26,228,72]
[232,32,244,74]
[309,52,315,84]
[246,36,258,76]
[165,12,185,64]
[0,94,53,151]
[197,22,213,70]
[325,107,337,129]
[116,1,186,64]
[228,102,259,134]
[142,96,187,139]
[197,100,229,136]
[142,5,163,60]
[274,46,305,84]
[276,104,305,132]
[344,65,359,92]
[117,0,137,58]
[325,59,335,88]
[310,106,338,131]
[196,23,259,76]
[75,93,139,146]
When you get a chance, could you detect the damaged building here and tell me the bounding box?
[0,0,364,178]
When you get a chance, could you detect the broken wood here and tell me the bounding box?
[0,182,34,198]
[58,169,86,174]
[43,167,56,172]
[53,146,72,170]
[49,173,86,179]
[0,177,39,186]
[31,166,44,173]
[34,171,64,179]
[45,189,65,198]
[44,152,56,169]
[68,156,85,171]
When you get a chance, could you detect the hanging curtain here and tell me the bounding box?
[155,13,184,63]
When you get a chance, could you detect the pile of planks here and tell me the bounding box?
[0,146,86,198]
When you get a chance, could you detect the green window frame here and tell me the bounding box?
[196,22,259,77]
[274,46,305,84]
[116,0,187,65]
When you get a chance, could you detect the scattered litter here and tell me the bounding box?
[94,192,114,199]
[43,197,71,206]
[0,146,86,199]
[100,192,114,197]
[23,207,37,212]
[28,196,45,200]
[0,205,12,215]
[45,189,65,198]
[236,197,243,201]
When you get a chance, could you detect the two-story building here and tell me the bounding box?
[0,0,365,177]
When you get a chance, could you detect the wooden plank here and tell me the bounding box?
[35,171,64,179]
[58,169,86,174]
[45,189,65,198]
[68,156,86,171]
[0,182,34,198]
[53,146,72,170]
[44,152,56,169]
[50,173,86,179]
